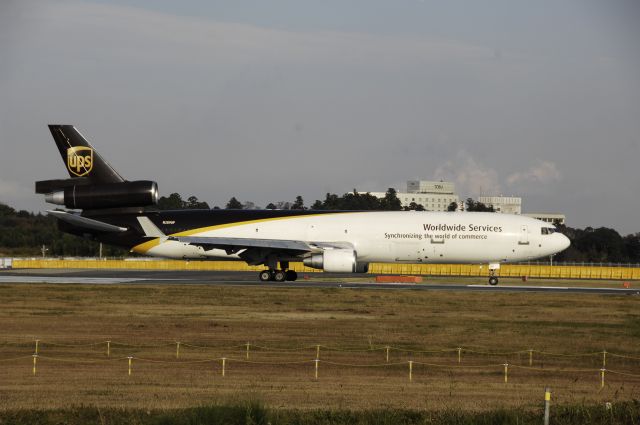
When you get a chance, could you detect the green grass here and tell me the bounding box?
[1,401,639,425]
[627,316,640,339]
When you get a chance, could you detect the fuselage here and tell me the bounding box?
[83,210,569,264]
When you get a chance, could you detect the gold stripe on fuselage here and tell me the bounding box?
[130,212,355,254]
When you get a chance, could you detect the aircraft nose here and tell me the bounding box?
[558,233,570,251]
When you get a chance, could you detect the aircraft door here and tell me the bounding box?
[519,225,530,245]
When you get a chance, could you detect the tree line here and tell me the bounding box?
[156,191,496,213]
[0,203,126,257]
[0,194,637,263]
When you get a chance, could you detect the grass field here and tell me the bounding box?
[0,278,639,413]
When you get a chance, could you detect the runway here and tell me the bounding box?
[0,269,638,295]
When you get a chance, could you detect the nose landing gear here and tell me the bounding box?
[488,262,500,286]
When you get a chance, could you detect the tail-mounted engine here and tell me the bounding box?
[40,180,159,210]
[37,124,159,211]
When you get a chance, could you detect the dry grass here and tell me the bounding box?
[0,280,639,411]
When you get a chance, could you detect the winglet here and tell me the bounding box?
[137,216,166,237]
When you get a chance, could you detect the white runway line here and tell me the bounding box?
[467,284,636,292]
[0,276,147,284]
[468,285,569,290]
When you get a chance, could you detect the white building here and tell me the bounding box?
[370,180,461,211]
[478,195,566,225]
[523,213,566,225]
[478,196,522,214]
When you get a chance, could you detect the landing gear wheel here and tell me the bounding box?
[273,270,286,282]
[285,270,298,281]
[259,270,273,282]
[488,276,499,286]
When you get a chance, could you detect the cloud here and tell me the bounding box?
[433,154,563,198]
[8,0,494,72]
[433,151,501,196]
[506,161,563,186]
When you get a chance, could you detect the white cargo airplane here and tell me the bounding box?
[38,125,570,285]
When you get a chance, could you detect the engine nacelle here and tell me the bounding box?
[303,249,368,273]
[45,180,159,210]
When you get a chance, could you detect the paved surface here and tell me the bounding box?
[0,269,638,295]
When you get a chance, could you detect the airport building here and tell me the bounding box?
[478,196,522,214]
[523,213,566,225]
[479,196,566,225]
[370,180,461,211]
[369,181,565,222]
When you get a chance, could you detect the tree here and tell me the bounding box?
[624,233,640,262]
[465,198,494,212]
[341,190,382,210]
[242,201,258,210]
[310,190,385,210]
[265,203,277,210]
[572,227,625,262]
[156,193,210,210]
[0,202,127,257]
[157,193,184,210]
[379,188,402,211]
[447,202,458,212]
[186,196,210,210]
[291,196,306,210]
[275,201,292,210]
[225,197,243,209]
[404,202,425,211]
[320,193,341,210]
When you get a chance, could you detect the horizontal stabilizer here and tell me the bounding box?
[47,210,127,233]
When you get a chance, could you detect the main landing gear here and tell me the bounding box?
[258,260,298,282]
[258,269,298,282]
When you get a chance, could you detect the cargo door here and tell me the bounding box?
[430,235,446,261]
[394,241,424,262]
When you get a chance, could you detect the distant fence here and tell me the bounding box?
[2,340,640,388]
[515,261,640,268]
[7,259,640,280]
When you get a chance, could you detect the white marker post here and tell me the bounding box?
[544,387,551,425]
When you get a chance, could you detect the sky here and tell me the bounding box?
[1,0,639,233]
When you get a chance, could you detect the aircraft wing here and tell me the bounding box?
[168,236,352,253]
[168,236,314,253]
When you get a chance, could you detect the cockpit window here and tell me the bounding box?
[541,227,556,235]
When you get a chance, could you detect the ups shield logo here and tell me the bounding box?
[67,147,93,177]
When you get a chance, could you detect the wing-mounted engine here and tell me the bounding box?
[303,248,369,273]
